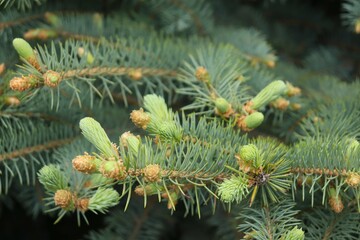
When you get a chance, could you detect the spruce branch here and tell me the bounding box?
[238,199,302,240]
[0,137,75,162]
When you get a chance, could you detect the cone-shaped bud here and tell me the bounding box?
[44,12,61,27]
[244,112,264,129]
[195,66,210,82]
[43,70,61,88]
[13,38,35,60]
[215,97,231,114]
[143,164,161,182]
[346,172,360,187]
[72,155,101,174]
[54,189,74,209]
[134,184,159,196]
[99,161,127,180]
[281,227,305,240]
[251,80,287,110]
[130,108,150,129]
[128,69,142,81]
[328,187,344,213]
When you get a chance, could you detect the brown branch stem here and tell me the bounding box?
[61,67,178,79]
[0,137,77,161]
[291,167,350,177]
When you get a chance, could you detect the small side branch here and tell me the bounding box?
[0,137,76,161]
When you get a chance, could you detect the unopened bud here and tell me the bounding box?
[72,155,100,174]
[120,131,140,154]
[77,47,94,64]
[76,198,89,212]
[244,112,264,129]
[130,108,150,130]
[54,189,74,209]
[13,38,34,60]
[143,164,161,182]
[195,66,210,82]
[328,188,344,213]
[13,38,40,70]
[43,70,61,88]
[346,172,360,187]
[271,97,289,111]
[251,80,287,110]
[128,69,142,81]
[286,83,301,97]
[99,161,127,180]
[239,144,259,163]
[215,97,231,114]
[9,76,31,91]
[265,60,275,68]
[4,96,20,106]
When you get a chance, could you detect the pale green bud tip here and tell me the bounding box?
[239,144,259,162]
[13,38,34,59]
[79,117,118,158]
[218,175,248,204]
[88,188,120,212]
[244,112,264,129]
[99,161,127,180]
[127,135,140,153]
[158,122,182,141]
[215,97,231,113]
[38,165,68,192]
[252,80,287,110]
[87,52,95,64]
[143,94,171,121]
[43,70,61,88]
[282,227,305,240]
